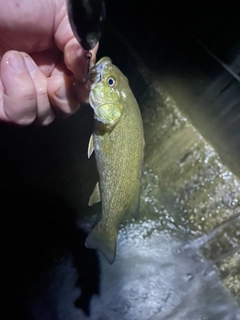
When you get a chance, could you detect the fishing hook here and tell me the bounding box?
[82,50,95,85]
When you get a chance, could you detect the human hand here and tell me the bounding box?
[0,0,98,126]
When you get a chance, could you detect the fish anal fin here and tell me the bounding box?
[88,182,101,206]
[85,224,117,264]
[88,134,94,159]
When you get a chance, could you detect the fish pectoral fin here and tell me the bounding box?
[88,182,101,206]
[85,224,117,264]
[129,183,141,220]
[88,134,94,159]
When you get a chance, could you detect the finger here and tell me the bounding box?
[54,6,98,81]
[89,43,99,68]
[0,51,37,125]
[23,53,55,126]
[30,45,62,78]
[54,6,84,80]
[73,81,92,105]
[50,55,91,107]
[63,38,85,81]
[47,72,80,117]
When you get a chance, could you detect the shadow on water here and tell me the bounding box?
[1,187,100,320]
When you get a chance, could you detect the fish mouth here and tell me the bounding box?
[88,57,112,83]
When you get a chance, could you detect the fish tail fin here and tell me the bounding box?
[85,224,117,264]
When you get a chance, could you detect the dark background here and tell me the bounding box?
[103,0,240,177]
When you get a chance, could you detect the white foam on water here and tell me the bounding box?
[84,227,240,320]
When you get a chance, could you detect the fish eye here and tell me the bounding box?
[107,77,116,87]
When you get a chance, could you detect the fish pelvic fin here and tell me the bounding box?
[88,182,101,206]
[85,224,117,265]
[88,134,94,159]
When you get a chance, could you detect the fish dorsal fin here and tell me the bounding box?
[88,182,101,206]
[88,134,94,159]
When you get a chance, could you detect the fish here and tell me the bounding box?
[85,57,145,264]
[67,0,106,51]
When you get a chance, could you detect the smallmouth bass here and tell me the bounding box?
[85,57,145,264]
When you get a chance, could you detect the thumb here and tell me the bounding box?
[0,51,37,125]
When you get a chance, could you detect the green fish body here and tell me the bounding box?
[85,57,145,264]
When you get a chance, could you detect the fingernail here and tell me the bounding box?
[7,53,26,73]
[55,84,66,100]
[41,114,56,126]
[24,56,37,75]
